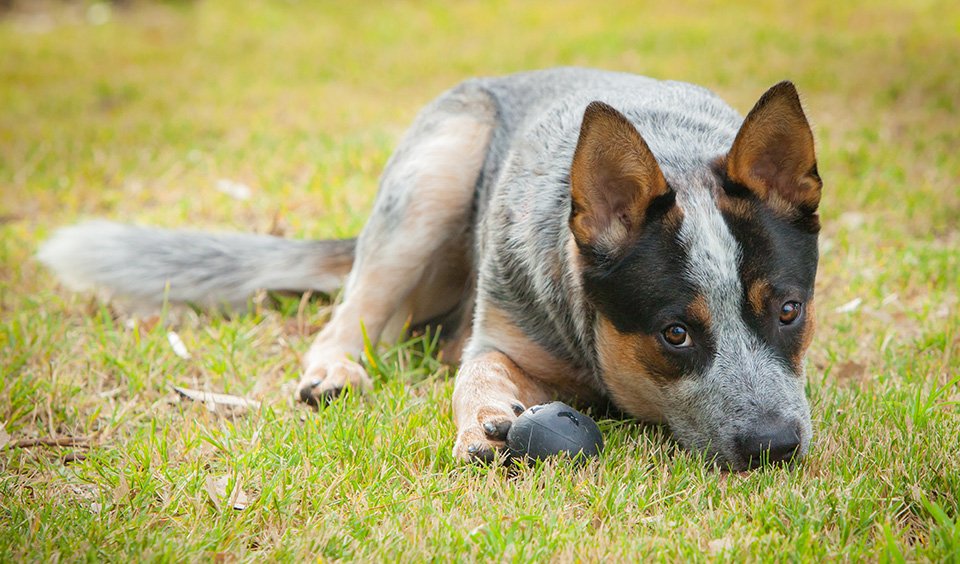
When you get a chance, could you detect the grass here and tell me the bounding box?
[1,0,959,560]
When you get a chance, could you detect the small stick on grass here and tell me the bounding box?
[4,436,92,449]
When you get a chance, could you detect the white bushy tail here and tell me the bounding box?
[38,221,355,308]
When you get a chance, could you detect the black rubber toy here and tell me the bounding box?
[506,401,604,462]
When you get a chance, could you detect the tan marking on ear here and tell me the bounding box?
[480,306,603,405]
[716,186,756,219]
[716,157,807,222]
[748,279,771,317]
[570,101,670,252]
[566,233,588,272]
[765,190,810,219]
[662,202,685,232]
[726,81,822,212]
[595,317,669,422]
[687,293,712,329]
[792,298,817,372]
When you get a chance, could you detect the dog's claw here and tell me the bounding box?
[320,386,344,402]
[298,379,322,405]
[297,360,372,408]
[453,401,523,463]
[467,444,497,464]
[482,419,512,441]
[298,379,345,407]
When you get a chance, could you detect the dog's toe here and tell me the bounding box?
[299,383,345,407]
[482,419,513,441]
[466,443,498,464]
[296,360,371,408]
[298,379,324,406]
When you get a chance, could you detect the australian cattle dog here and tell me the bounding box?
[40,68,822,470]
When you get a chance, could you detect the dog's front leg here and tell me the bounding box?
[452,351,552,462]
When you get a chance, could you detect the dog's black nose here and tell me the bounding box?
[736,419,801,468]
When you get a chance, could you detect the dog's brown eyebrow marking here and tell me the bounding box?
[687,293,712,329]
[747,279,771,317]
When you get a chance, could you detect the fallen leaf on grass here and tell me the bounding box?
[881,293,899,306]
[215,179,252,201]
[167,331,191,359]
[834,297,863,314]
[205,475,249,511]
[0,427,9,449]
[114,473,130,505]
[172,386,261,414]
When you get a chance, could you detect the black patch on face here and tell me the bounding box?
[720,182,819,367]
[581,207,714,376]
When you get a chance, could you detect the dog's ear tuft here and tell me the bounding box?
[726,82,821,214]
[570,101,670,255]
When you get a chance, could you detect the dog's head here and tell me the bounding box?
[570,83,820,471]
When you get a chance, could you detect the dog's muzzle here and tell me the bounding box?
[734,415,803,469]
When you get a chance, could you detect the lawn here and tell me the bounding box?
[1,0,959,560]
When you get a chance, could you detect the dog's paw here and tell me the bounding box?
[297,359,372,407]
[452,401,526,463]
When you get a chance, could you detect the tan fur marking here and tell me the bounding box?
[481,306,602,405]
[765,190,808,219]
[595,317,667,422]
[747,279,771,317]
[687,293,712,329]
[403,115,494,230]
[661,202,685,233]
[714,180,755,219]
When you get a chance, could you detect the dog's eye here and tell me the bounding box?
[779,301,802,325]
[662,324,692,348]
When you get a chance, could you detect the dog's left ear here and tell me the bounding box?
[726,81,822,213]
[570,101,670,255]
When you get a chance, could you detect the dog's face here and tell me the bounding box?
[569,84,821,471]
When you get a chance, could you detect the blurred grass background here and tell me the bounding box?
[1,0,959,560]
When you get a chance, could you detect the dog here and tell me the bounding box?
[39,68,822,471]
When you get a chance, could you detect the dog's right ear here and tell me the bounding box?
[725,81,821,214]
[570,102,671,257]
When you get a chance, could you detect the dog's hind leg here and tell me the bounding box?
[298,83,496,405]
